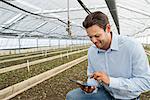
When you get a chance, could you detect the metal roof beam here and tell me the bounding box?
[35,5,107,14]
[15,0,42,11]
[119,15,145,25]
[117,3,150,17]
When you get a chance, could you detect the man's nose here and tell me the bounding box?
[91,37,97,43]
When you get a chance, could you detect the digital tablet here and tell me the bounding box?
[69,79,89,87]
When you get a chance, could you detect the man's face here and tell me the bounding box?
[86,25,110,49]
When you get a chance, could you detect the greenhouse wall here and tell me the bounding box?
[136,36,150,45]
[0,38,90,50]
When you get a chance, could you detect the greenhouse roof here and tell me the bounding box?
[0,0,150,39]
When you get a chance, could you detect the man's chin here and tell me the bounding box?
[95,45,101,48]
[95,44,104,49]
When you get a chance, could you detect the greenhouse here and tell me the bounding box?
[0,0,150,99]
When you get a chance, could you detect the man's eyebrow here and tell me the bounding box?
[95,32,99,35]
[87,35,93,38]
[87,33,99,37]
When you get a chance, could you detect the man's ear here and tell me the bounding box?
[106,24,111,33]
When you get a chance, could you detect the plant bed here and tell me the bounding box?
[0,45,89,60]
[11,60,88,100]
[140,91,150,100]
[0,47,87,68]
[147,55,150,64]
[0,51,87,90]
[10,60,150,100]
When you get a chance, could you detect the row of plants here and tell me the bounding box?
[0,46,88,68]
[0,45,89,60]
[143,46,150,63]
[0,51,87,90]
[144,45,150,51]
[12,60,88,100]
[141,54,150,99]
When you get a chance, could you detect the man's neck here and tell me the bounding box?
[102,32,112,50]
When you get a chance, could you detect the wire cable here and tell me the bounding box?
[77,0,91,14]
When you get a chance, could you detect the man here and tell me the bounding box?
[66,11,150,100]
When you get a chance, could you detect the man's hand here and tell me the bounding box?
[80,85,96,93]
[91,71,110,85]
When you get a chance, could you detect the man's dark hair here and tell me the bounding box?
[82,11,109,31]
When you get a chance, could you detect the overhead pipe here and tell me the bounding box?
[105,0,120,34]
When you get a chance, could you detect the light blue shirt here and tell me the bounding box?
[87,33,150,99]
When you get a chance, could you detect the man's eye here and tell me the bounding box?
[89,36,92,39]
[95,35,99,37]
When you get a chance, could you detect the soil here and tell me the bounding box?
[11,61,88,100]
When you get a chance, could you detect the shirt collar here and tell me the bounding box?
[97,33,119,54]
